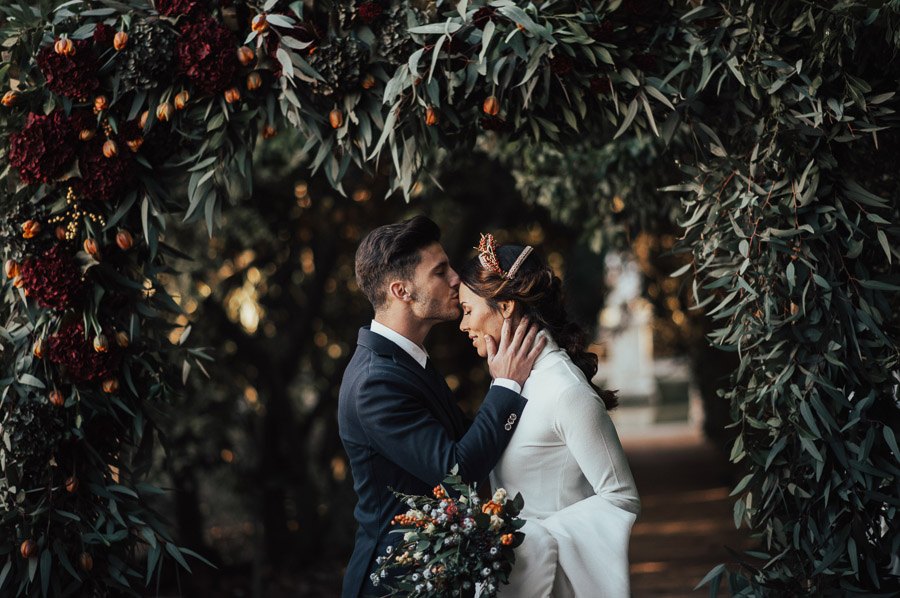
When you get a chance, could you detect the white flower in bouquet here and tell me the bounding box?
[424,523,436,535]
[492,488,508,504]
[490,514,503,531]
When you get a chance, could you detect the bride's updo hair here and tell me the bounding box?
[459,243,618,411]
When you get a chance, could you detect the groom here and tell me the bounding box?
[338,215,544,598]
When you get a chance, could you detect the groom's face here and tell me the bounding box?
[405,243,461,322]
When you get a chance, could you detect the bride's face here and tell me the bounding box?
[458,284,505,358]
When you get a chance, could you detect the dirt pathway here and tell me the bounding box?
[623,430,754,597]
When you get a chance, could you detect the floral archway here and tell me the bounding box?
[1,0,897,595]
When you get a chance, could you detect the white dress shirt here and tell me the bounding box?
[369,320,521,393]
[371,320,428,368]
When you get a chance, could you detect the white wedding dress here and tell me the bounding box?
[491,333,640,598]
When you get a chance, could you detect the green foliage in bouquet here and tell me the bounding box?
[371,470,525,597]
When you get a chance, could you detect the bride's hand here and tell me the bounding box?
[485,316,545,388]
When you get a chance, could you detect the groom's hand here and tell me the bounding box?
[485,316,546,388]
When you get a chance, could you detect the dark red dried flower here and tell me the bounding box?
[93,23,115,47]
[72,138,135,202]
[8,111,77,184]
[48,319,120,383]
[157,0,205,18]
[473,6,497,29]
[358,1,383,24]
[549,54,574,77]
[69,109,96,137]
[176,16,238,94]
[19,244,84,311]
[631,52,657,71]
[590,20,614,43]
[36,40,100,100]
[94,23,116,50]
[590,75,612,95]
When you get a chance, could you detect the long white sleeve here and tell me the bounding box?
[552,383,640,515]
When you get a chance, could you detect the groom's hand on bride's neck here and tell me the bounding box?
[485,316,546,388]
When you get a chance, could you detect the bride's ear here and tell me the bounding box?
[497,300,516,320]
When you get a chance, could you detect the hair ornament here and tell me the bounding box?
[506,246,533,279]
[475,233,533,280]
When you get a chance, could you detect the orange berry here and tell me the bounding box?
[2,90,19,107]
[22,219,41,239]
[93,95,108,113]
[79,128,96,141]
[4,259,19,279]
[329,108,343,129]
[93,334,109,353]
[83,238,100,259]
[361,74,376,90]
[54,37,75,56]
[174,90,190,110]
[49,390,65,407]
[483,95,500,116]
[20,540,37,559]
[102,378,119,394]
[65,476,79,493]
[115,331,130,348]
[237,46,255,66]
[425,106,438,126]
[251,13,269,33]
[80,552,93,572]
[262,124,277,139]
[224,87,241,104]
[113,31,128,51]
[115,229,133,250]
[156,102,174,122]
[246,72,262,91]
[102,139,118,158]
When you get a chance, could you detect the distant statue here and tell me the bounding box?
[598,252,658,403]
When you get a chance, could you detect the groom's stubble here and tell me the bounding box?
[407,283,461,324]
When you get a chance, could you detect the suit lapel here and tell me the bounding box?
[357,327,466,439]
[392,350,465,437]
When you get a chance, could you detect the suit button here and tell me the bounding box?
[504,423,513,431]
[510,413,517,421]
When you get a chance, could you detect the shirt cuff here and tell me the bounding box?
[491,378,522,394]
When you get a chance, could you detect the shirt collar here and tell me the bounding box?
[370,320,429,369]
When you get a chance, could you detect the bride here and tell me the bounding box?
[458,234,640,597]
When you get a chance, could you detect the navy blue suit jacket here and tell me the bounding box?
[337,327,527,598]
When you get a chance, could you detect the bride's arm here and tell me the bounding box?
[551,384,641,515]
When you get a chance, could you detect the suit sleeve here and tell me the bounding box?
[356,370,526,485]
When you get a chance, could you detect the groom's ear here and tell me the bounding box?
[388,280,413,303]
[498,300,516,319]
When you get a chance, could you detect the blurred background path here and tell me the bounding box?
[622,426,753,597]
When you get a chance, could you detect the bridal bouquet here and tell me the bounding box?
[371,470,526,597]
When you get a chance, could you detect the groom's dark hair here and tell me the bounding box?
[355,215,441,310]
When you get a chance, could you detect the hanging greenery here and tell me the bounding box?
[0,0,897,596]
